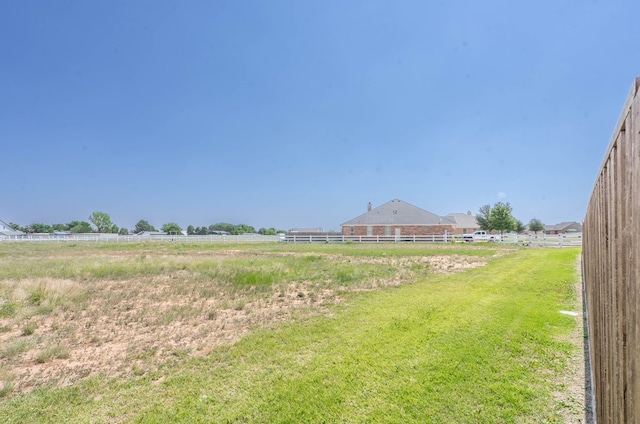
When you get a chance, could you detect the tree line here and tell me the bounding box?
[9,206,546,236]
[476,202,545,234]
[9,212,285,236]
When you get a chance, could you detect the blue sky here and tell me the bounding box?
[2,0,639,232]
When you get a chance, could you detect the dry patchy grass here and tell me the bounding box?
[0,244,489,397]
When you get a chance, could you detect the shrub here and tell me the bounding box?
[0,301,16,318]
[22,323,36,336]
[36,343,70,364]
[26,285,46,306]
[1,340,33,360]
[0,383,13,398]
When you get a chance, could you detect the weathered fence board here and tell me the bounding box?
[583,77,640,423]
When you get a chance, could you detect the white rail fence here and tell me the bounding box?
[0,233,581,246]
[285,233,581,246]
[0,234,283,243]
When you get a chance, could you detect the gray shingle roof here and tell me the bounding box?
[0,218,24,236]
[544,222,583,232]
[288,227,324,233]
[445,213,479,229]
[341,199,454,226]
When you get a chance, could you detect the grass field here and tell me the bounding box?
[0,242,583,423]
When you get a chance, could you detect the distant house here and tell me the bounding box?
[445,211,480,234]
[136,231,168,236]
[288,227,324,234]
[0,219,24,237]
[544,222,583,235]
[341,199,457,236]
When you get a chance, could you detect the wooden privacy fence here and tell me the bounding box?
[583,77,640,423]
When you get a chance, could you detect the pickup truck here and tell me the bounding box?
[463,231,501,242]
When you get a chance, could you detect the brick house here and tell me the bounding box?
[341,199,458,236]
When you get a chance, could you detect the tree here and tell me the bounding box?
[162,222,183,235]
[489,202,516,234]
[209,223,235,234]
[258,227,277,235]
[528,218,545,234]
[89,211,114,233]
[234,224,256,235]
[134,220,157,234]
[8,223,26,232]
[476,204,493,231]
[26,223,52,233]
[118,227,129,235]
[187,225,195,235]
[207,222,259,235]
[52,223,67,231]
[67,221,93,233]
[514,219,526,234]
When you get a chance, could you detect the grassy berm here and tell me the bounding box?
[0,243,582,423]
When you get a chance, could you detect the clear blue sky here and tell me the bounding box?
[2,0,639,232]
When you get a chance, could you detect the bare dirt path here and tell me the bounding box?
[554,257,589,423]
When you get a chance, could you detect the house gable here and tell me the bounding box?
[445,212,479,230]
[0,218,25,236]
[544,221,583,234]
[341,199,454,227]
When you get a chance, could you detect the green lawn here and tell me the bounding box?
[0,244,582,423]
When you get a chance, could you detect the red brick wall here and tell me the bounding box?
[341,225,456,236]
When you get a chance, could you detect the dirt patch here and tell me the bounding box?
[0,251,486,396]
